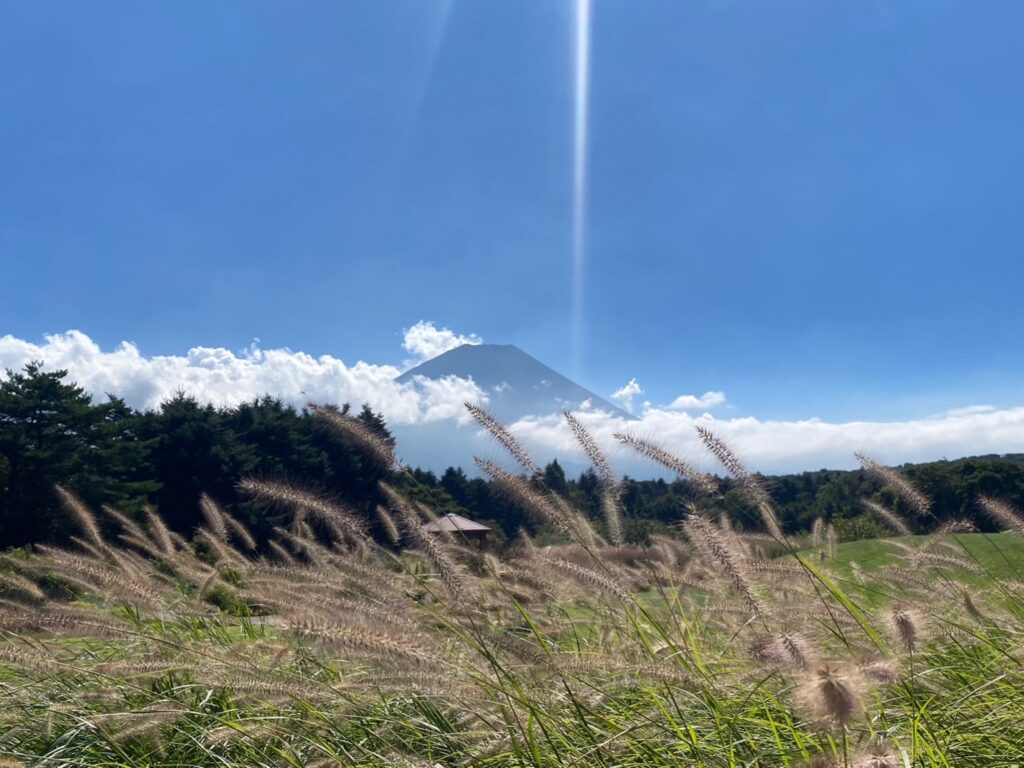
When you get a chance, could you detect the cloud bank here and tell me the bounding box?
[509,404,1024,475]
[1,326,1021,473]
[0,328,485,425]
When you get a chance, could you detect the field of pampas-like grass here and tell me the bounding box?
[0,405,1023,766]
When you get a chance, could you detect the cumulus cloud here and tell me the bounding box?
[610,378,643,413]
[667,391,728,411]
[0,330,486,425]
[509,404,1024,476]
[3,328,1021,475]
[402,320,482,363]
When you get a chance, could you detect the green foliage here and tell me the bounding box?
[4,363,1024,551]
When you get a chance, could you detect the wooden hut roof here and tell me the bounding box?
[422,513,491,534]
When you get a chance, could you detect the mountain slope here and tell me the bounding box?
[397,343,635,421]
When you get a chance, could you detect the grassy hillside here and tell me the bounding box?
[2,413,1024,766]
[814,532,1024,579]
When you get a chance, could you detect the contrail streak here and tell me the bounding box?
[572,0,591,377]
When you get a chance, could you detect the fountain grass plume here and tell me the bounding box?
[238,478,368,543]
[375,504,401,546]
[566,411,622,544]
[379,482,465,604]
[862,499,911,536]
[978,495,1024,533]
[308,402,396,470]
[683,513,763,617]
[855,452,931,517]
[55,485,105,551]
[199,493,229,542]
[564,411,614,485]
[800,664,865,729]
[143,506,175,556]
[465,402,540,476]
[475,457,572,535]
[613,431,717,495]
[889,606,919,653]
[694,426,783,540]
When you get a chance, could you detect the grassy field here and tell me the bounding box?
[1,414,1023,767]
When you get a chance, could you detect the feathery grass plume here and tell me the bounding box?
[853,743,899,768]
[196,527,237,566]
[0,570,45,601]
[475,458,572,535]
[289,617,440,667]
[308,402,397,470]
[375,504,401,546]
[564,411,624,544]
[267,539,295,565]
[199,493,229,542]
[684,513,763,616]
[513,527,536,558]
[613,431,718,495]
[547,558,629,600]
[100,505,148,542]
[54,485,105,550]
[961,589,987,621]
[810,516,824,547]
[465,402,540,475]
[238,478,368,543]
[380,483,465,603]
[551,491,602,547]
[801,665,864,728]
[916,519,975,558]
[564,411,614,485]
[107,706,186,745]
[144,506,175,556]
[855,452,931,517]
[600,483,623,546]
[858,658,899,684]
[414,500,454,543]
[750,633,814,669]
[223,511,257,551]
[695,426,783,539]
[978,495,1024,533]
[779,632,814,669]
[889,606,918,652]
[33,547,163,607]
[862,498,911,536]
[909,550,981,574]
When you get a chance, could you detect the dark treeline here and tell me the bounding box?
[3,362,1024,549]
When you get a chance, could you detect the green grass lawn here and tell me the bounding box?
[779,531,1024,609]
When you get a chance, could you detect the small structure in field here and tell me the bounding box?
[422,513,491,542]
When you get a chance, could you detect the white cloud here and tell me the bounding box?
[402,320,481,363]
[0,330,486,426]
[509,404,1024,476]
[610,378,643,413]
[4,329,1022,475]
[667,391,728,411]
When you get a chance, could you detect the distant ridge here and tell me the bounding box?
[396,343,636,421]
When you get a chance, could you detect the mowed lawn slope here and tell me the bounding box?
[781,531,1024,605]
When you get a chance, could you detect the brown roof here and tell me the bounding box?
[422,513,491,534]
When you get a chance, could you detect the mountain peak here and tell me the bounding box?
[396,344,635,421]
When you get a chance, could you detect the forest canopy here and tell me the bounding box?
[2,362,1023,549]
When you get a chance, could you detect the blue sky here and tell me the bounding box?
[2,1,1023,432]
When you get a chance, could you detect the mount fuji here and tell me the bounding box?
[391,343,634,472]
[397,343,635,423]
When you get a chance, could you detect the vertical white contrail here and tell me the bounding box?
[572,0,591,377]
